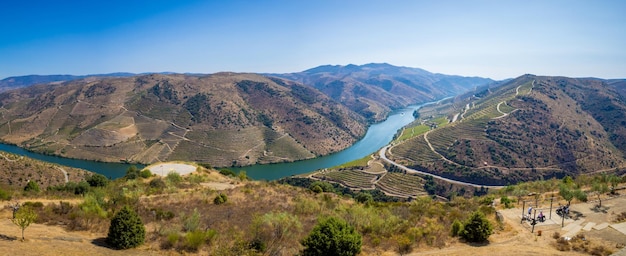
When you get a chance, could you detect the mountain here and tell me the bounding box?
[388,75,626,185]
[272,63,495,122]
[0,73,366,167]
[0,73,138,92]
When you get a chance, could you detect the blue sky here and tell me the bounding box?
[1,0,625,80]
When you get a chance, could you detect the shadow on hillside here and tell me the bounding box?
[466,241,491,247]
[91,237,116,250]
[0,233,17,241]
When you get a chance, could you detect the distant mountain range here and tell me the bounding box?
[272,63,495,122]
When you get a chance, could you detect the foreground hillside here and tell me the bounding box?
[0,73,366,166]
[273,63,495,122]
[388,75,626,186]
[1,162,625,256]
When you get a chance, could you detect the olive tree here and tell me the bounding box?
[12,206,37,240]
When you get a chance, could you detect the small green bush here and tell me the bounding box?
[0,187,13,201]
[166,172,182,186]
[500,196,513,208]
[183,230,216,252]
[124,166,140,180]
[140,169,152,179]
[354,192,373,204]
[24,181,40,192]
[22,201,44,208]
[107,206,146,249]
[301,217,362,256]
[451,219,463,237]
[460,211,493,243]
[87,174,109,187]
[182,209,201,232]
[309,181,334,193]
[219,169,236,177]
[214,193,228,205]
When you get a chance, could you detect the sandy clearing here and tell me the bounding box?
[147,163,197,176]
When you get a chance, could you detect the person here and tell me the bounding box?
[528,206,532,215]
[538,211,545,222]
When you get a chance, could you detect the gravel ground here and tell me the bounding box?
[147,163,197,176]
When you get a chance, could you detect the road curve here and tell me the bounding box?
[379,145,504,189]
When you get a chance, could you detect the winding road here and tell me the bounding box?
[379,146,504,189]
[376,80,539,189]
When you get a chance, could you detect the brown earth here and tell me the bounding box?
[2,194,625,256]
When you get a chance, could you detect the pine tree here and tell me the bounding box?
[107,205,145,249]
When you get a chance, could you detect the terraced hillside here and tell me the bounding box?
[0,73,366,167]
[388,75,626,185]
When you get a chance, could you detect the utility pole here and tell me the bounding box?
[521,200,526,224]
[549,196,554,220]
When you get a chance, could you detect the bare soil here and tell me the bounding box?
[2,194,625,255]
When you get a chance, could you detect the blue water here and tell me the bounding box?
[0,101,433,180]
[0,144,144,179]
[232,103,428,180]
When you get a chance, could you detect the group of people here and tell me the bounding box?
[526,206,546,224]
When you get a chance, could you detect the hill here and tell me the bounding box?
[1,160,624,255]
[387,75,626,186]
[0,73,366,167]
[272,63,495,122]
[0,73,138,92]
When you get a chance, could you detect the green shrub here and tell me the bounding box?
[24,181,40,192]
[309,181,334,193]
[460,211,492,243]
[139,169,152,179]
[182,208,201,232]
[149,178,167,189]
[354,192,373,204]
[214,193,228,205]
[107,206,146,249]
[124,166,140,180]
[500,196,513,208]
[87,174,109,187]
[219,169,236,177]
[22,201,44,208]
[0,187,11,201]
[301,217,362,256]
[166,172,182,186]
[311,185,323,194]
[183,230,217,252]
[451,219,463,237]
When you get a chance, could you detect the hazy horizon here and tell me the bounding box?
[1,0,625,80]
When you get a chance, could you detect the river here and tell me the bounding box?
[0,101,434,180]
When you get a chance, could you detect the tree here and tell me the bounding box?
[354,192,373,204]
[559,183,587,207]
[301,217,361,256]
[107,205,145,249]
[607,174,621,195]
[591,180,610,207]
[124,166,140,180]
[87,173,109,187]
[12,206,37,241]
[460,211,493,243]
[24,181,40,192]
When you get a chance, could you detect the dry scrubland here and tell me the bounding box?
[1,162,625,255]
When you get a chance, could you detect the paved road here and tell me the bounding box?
[379,146,504,189]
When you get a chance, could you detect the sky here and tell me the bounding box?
[1,0,625,80]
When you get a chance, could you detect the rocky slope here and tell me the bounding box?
[0,73,366,167]
[389,75,626,185]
